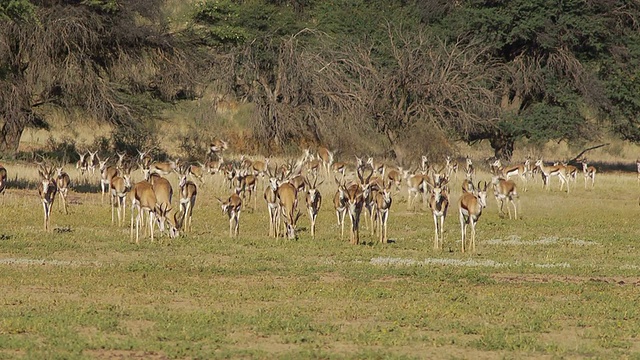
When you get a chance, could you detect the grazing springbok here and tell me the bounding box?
[237,171,258,210]
[305,176,323,239]
[110,166,131,227]
[99,158,118,204]
[148,173,173,237]
[535,159,569,193]
[178,173,197,233]
[128,180,158,244]
[37,164,57,231]
[166,208,185,239]
[277,181,302,239]
[491,176,518,220]
[55,166,71,214]
[458,181,488,253]
[217,188,242,237]
[374,180,393,244]
[0,163,6,203]
[581,160,597,189]
[386,167,404,193]
[427,177,449,250]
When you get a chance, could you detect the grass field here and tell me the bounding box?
[1,162,640,359]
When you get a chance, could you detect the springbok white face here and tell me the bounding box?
[179,174,187,188]
[142,168,151,181]
[99,158,109,172]
[477,187,488,208]
[56,167,64,177]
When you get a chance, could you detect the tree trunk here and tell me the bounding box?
[0,115,26,153]
[490,133,515,161]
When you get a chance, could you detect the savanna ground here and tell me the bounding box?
[1,147,640,360]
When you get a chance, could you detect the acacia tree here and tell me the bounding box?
[0,0,201,153]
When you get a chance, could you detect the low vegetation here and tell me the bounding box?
[0,158,639,359]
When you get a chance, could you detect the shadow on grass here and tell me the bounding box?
[7,176,101,193]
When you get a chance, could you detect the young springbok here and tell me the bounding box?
[55,166,71,215]
[491,176,518,220]
[305,176,323,239]
[217,188,242,237]
[458,181,488,253]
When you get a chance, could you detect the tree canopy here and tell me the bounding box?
[3,0,640,160]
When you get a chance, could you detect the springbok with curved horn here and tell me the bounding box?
[37,163,57,231]
[217,188,242,237]
[491,175,518,219]
[333,177,348,240]
[458,181,488,253]
[128,180,158,244]
[339,167,373,245]
[87,150,98,175]
[305,176,323,239]
[535,159,569,193]
[148,173,173,238]
[99,157,118,204]
[264,174,281,238]
[76,151,88,177]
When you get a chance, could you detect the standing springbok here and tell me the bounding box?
[99,158,118,204]
[458,181,488,253]
[76,151,88,177]
[374,180,393,244]
[333,177,348,240]
[87,150,98,176]
[264,175,281,238]
[128,180,158,244]
[491,176,518,219]
[581,160,597,189]
[535,159,569,193]
[149,173,173,238]
[317,146,334,176]
[55,166,71,214]
[0,163,6,203]
[338,168,372,245]
[38,164,57,231]
[217,188,242,237]
[305,176,323,239]
[427,178,449,250]
[110,166,131,227]
[277,181,302,239]
[178,172,197,233]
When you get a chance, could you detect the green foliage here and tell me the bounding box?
[0,0,36,22]
[80,0,120,13]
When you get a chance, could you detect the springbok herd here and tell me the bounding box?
[0,141,610,253]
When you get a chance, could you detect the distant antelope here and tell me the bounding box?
[491,176,518,219]
[116,151,127,171]
[87,150,98,175]
[465,156,475,179]
[128,180,158,244]
[76,151,88,177]
[37,164,57,231]
[535,159,569,193]
[458,181,488,253]
[55,166,71,214]
[187,162,205,185]
[236,171,258,210]
[166,208,185,239]
[99,157,118,204]
[147,159,179,179]
[217,188,242,237]
[0,163,7,203]
[209,139,228,155]
[386,167,404,192]
[445,156,458,180]
[317,146,334,175]
[499,160,528,192]
[305,176,323,239]
[178,173,197,233]
[427,178,449,250]
[333,177,348,240]
[581,160,597,189]
[406,173,427,211]
[137,149,153,170]
[110,166,132,227]
[374,180,393,244]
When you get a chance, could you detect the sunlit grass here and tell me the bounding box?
[0,164,639,358]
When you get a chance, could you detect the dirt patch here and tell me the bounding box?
[83,349,168,359]
[492,273,640,286]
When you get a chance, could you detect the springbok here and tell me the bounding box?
[535,159,569,193]
[99,157,118,204]
[374,180,393,244]
[427,177,449,250]
[581,160,597,189]
[491,176,518,219]
[305,176,323,239]
[87,150,98,175]
[148,173,173,238]
[178,173,197,233]
[128,180,158,244]
[333,177,348,240]
[37,164,57,231]
[217,188,242,237]
[110,166,132,227]
[0,163,6,203]
[277,182,302,239]
[76,151,88,177]
[55,166,71,215]
[338,167,372,245]
[317,146,334,175]
[458,181,488,253]
[264,175,281,238]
